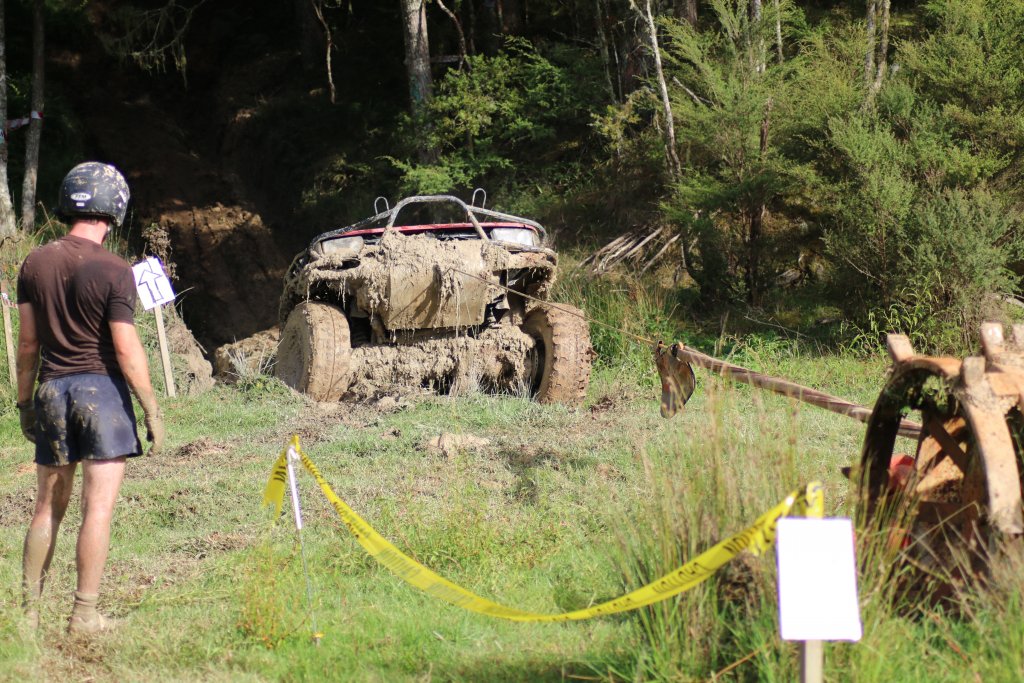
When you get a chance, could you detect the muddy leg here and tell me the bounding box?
[24,463,77,628]
[69,458,125,634]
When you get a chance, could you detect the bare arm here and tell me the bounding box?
[109,321,159,413]
[111,321,165,454]
[16,303,40,405]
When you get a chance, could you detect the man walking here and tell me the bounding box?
[16,162,165,634]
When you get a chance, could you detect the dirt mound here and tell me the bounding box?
[213,327,281,379]
[58,28,296,350]
[420,432,492,458]
[165,312,215,395]
[170,437,230,462]
[156,206,286,348]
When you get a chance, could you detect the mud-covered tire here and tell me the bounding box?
[275,301,352,401]
[523,304,592,405]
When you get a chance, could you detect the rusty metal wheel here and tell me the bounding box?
[522,304,592,405]
[858,325,1024,593]
[275,301,353,401]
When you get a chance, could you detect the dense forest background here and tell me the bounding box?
[0,0,1022,352]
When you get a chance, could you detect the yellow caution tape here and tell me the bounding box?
[804,481,824,519]
[262,441,290,517]
[263,437,823,622]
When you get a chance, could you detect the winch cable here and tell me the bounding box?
[447,266,923,438]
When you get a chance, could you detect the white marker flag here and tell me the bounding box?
[132,257,176,310]
[776,518,862,642]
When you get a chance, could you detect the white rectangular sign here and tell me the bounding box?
[776,518,862,642]
[132,257,176,310]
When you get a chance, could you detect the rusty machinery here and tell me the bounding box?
[655,323,1024,587]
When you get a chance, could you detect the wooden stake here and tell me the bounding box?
[800,640,823,683]
[1,282,16,387]
[154,304,176,398]
[799,497,825,683]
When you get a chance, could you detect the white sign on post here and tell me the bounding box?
[776,518,862,642]
[131,257,178,397]
[132,257,175,310]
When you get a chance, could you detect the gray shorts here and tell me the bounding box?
[34,373,142,466]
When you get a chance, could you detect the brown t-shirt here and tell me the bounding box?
[17,235,138,383]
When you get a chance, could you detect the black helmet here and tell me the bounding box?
[58,162,131,226]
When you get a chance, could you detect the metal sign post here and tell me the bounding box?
[132,257,177,397]
[285,444,323,646]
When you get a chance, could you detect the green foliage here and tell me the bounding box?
[899,0,1024,188]
[101,1,203,84]
[820,113,918,307]
[2,278,1024,679]
[393,38,604,196]
[907,188,1022,349]
[657,1,813,304]
[814,0,1024,351]
[574,0,1024,350]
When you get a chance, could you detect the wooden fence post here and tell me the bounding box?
[1,282,16,387]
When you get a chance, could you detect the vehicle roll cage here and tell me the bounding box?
[309,194,548,249]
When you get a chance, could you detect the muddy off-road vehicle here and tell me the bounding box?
[275,194,592,404]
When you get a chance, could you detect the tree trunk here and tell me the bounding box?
[295,0,324,71]
[594,0,616,100]
[0,0,17,238]
[674,0,697,26]
[747,99,772,306]
[871,0,890,94]
[611,1,625,103]
[400,0,432,115]
[634,0,681,179]
[864,0,876,88]
[465,0,476,55]
[499,0,523,35]
[751,0,765,74]
[773,0,783,63]
[310,0,336,103]
[20,0,44,231]
[477,0,500,55]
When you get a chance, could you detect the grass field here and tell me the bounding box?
[0,277,1020,681]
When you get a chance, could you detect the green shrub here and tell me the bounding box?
[905,188,1022,350]
[393,38,604,197]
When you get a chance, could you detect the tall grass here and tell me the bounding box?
[554,268,692,390]
[1,262,1021,680]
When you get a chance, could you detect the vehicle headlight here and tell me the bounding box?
[490,227,538,247]
[321,236,364,258]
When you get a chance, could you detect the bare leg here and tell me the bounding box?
[68,457,126,634]
[76,457,126,594]
[23,463,77,626]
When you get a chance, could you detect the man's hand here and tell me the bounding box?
[17,401,37,443]
[144,408,165,455]
[137,392,165,455]
[110,321,165,455]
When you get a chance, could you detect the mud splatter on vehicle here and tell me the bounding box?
[274,195,592,404]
